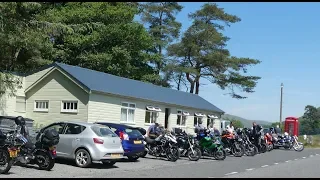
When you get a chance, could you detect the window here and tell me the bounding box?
[194,117,203,126]
[16,96,26,112]
[121,102,135,123]
[207,118,215,128]
[207,114,218,128]
[34,100,49,112]
[194,113,205,126]
[177,110,188,126]
[145,105,161,124]
[61,101,78,113]
[91,126,118,137]
[44,123,65,134]
[64,123,86,135]
[145,111,158,124]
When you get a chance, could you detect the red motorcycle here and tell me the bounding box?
[264,133,273,151]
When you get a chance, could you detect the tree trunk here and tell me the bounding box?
[186,72,195,94]
[177,72,182,90]
[195,78,200,95]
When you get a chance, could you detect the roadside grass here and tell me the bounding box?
[298,135,320,148]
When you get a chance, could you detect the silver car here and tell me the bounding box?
[38,121,124,168]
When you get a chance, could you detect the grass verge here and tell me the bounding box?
[298,135,320,148]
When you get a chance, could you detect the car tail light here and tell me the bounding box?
[119,131,129,140]
[93,138,104,144]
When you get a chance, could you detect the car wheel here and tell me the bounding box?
[102,160,116,166]
[75,149,92,168]
[127,155,139,161]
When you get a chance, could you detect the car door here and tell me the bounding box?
[40,123,66,156]
[59,123,86,158]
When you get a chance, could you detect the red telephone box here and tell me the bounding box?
[284,117,299,136]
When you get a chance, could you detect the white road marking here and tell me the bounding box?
[261,165,269,168]
[310,155,313,157]
[302,157,306,159]
[246,168,255,171]
[285,160,291,163]
[274,163,279,165]
[225,172,238,176]
[294,159,298,161]
[316,154,319,156]
[208,177,215,178]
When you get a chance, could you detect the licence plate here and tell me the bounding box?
[8,149,18,158]
[111,154,121,158]
[134,140,142,144]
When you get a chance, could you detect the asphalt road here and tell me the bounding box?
[3,148,320,178]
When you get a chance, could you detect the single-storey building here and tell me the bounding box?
[0,62,225,133]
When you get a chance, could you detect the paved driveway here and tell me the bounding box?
[3,148,320,178]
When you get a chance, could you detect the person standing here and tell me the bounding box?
[252,122,263,153]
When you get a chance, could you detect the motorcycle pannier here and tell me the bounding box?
[40,129,60,146]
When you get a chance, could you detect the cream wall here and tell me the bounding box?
[88,92,222,134]
[25,69,89,129]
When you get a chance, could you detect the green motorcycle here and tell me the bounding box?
[197,136,227,160]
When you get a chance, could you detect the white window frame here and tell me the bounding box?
[176,109,188,127]
[34,100,49,112]
[120,102,136,124]
[145,105,161,125]
[194,113,205,126]
[61,101,78,113]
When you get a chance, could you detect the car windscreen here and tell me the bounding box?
[124,128,142,137]
[91,126,118,137]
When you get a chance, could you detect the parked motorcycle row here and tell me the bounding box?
[0,116,305,175]
[138,127,305,162]
[0,116,59,174]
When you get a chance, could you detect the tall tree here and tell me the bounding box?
[140,2,183,87]
[300,105,320,135]
[41,2,160,83]
[167,3,261,98]
[0,2,60,97]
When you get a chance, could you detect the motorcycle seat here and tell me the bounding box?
[145,137,156,144]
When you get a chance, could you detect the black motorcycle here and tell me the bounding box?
[240,128,258,156]
[221,130,245,157]
[0,129,18,174]
[142,131,180,162]
[175,131,201,161]
[11,118,60,171]
[247,129,267,153]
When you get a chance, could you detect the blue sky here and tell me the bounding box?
[174,2,320,122]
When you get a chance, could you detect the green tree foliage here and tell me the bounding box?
[167,3,261,98]
[300,105,320,135]
[140,2,183,87]
[231,120,244,129]
[41,2,159,82]
[0,2,57,96]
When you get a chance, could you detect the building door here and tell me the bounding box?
[165,108,170,129]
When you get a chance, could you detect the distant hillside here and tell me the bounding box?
[221,114,272,128]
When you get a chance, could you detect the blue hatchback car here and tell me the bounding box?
[96,122,145,161]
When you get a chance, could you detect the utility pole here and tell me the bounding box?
[279,83,284,129]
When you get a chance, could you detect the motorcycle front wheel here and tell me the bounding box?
[0,149,13,174]
[214,148,227,160]
[36,151,55,171]
[260,144,267,153]
[293,142,304,152]
[187,147,201,161]
[166,146,180,162]
[245,144,257,156]
[232,143,245,157]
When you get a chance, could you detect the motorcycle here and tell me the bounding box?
[197,133,227,160]
[142,130,180,162]
[12,121,59,171]
[239,128,258,156]
[221,131,245,157]
[273,133,304,152]
[264,132,273,151]
[175,131,201,161]
[0,128,19,174]
[247,129,267,153]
